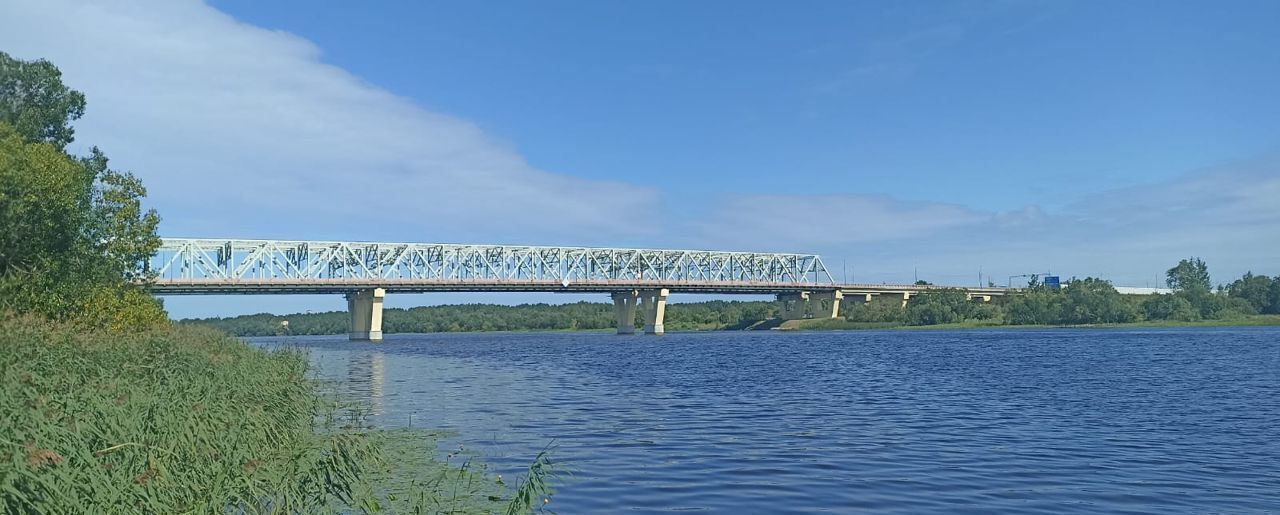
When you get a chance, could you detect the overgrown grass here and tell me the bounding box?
[0,314,560,513]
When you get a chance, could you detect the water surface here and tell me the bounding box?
[257,328,1280,513]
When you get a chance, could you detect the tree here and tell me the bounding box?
[1226,272,1276,314]
[1166,258,1211,292]
[0,51,85,149]
[0,53,164,330]
[1142,294,1196,321]
[1004,288,1064,325]
[905,288,973,325]
[1060,277,1137,324]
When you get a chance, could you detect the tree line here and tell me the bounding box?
[180,300,780,336]
[848,258,1278,326]
[186,258,1279,336]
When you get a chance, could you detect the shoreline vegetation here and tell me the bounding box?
[183,269,1280,337]
[1,52,558,513]
[0,316,558,513]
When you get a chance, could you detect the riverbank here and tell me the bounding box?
[778,314,1280,331]
[0,315,555,513]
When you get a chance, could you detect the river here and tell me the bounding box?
[255,327,1280,513]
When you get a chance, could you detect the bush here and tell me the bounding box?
[1142,294,1197,321]
[843,298,907,324]
[1179,289,1229,320]
[1060,278,1137,324]
[905,289,974,325]
[971,303,1004,322]
[1004,289,1064,325]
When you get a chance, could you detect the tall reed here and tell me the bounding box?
[0,314,558,513]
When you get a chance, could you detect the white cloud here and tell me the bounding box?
[688,194,988,251]
[0,0,659,244]
[689,158,1280,287]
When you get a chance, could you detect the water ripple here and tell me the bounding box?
[260,327,1280,513]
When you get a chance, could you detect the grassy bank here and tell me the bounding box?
[0,315,556,513]
[778,314,1280,331]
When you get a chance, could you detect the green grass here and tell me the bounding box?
[0,314,560,513]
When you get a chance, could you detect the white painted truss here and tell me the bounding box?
[146,238,836,294]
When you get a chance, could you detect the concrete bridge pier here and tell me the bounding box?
[611,290,638,335]
[347,288,385,342]
[900,292,911,308]
[778,292,809,320]
[810,290,843,319]
[639,288,668,335]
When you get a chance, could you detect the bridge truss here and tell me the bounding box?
[147,238,836,294]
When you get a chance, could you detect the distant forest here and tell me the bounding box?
[181,300,778,336]
[181,260,1280,336]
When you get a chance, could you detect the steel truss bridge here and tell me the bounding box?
[145,238,1011,339]
[147,238,838,294]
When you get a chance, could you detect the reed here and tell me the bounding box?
[0,314,558,513]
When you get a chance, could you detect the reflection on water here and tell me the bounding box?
[347,351,384,415]
[260,328,1280,514]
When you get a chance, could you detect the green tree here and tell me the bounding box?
[1166,257,1211,292]
[0,53,163,329]
[1226,272,1276,314]
[0,51,85,149]
[1270,280,1280,315]
[1060,277,1137,324]
[905,288,973,325]
[1004,288,1064,325]
[1142,294,1197,321]
[843,297,907,324]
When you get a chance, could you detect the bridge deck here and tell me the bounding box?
[148,278,1013,296]
[145,238,1012,296]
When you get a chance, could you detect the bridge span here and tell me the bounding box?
[146,238,1012,341]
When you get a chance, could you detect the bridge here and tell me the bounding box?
[146,238,1012,341]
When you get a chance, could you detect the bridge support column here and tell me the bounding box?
[901,292,911,308]
[810,291,843,319]
[347,288,385,342]
[777,292,809,320]
[611,290,638,335]
[639,288,668,335]
[863,293,874,304]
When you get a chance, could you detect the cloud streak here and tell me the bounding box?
[691,157,1280,286]
[0,0,659,244]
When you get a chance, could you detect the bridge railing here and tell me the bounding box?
[146,239,836,286]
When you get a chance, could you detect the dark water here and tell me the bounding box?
[258,328,1280,513]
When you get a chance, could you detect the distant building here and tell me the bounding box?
[1114,287,1174,295]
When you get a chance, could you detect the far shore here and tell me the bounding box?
[229,314,1280,338]
[776,315,1280,332]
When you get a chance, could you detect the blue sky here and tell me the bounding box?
[2,0,1278,317]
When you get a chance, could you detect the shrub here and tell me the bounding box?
[906,289,974,326]
[1142,294,1197,321]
